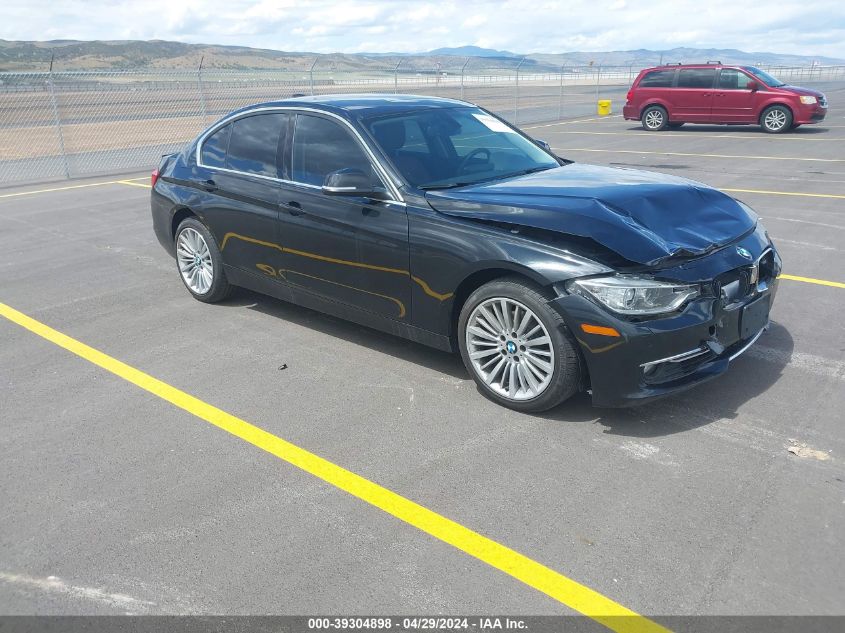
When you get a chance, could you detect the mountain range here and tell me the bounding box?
[1,39,842,72]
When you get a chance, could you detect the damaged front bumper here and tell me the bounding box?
[550,243,782,407]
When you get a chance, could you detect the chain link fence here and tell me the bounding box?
[2,60,844,185]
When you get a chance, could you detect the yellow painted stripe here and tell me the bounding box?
[722,188,845,200]
[552,147,845,163]
[118,180,152,189]
[0,301,668,633]
[779,274,845,289]
[524,115,623,130]
[0,178,148,199]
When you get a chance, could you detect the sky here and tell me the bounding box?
[2,0,844,58]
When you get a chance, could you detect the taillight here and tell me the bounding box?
[151,168,159,188]
[626,89,633,102]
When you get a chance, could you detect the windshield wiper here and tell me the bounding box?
[420,165,558,190]
[418,181,476,190]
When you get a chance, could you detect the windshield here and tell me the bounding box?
[742,66,786,87]
[363,107,560,189]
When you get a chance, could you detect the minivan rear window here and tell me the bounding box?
[639,70,675,87]
[677,68,716,89]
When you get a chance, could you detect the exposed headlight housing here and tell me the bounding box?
[567,275,699,316]
[799,95,817,105]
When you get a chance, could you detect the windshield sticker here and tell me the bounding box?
[472,113,517,133]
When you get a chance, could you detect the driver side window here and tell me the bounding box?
[718,68,754,90]
[292,114,377,187]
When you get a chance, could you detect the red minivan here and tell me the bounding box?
[623,63,828,133]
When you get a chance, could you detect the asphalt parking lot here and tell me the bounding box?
[1,102,844,630]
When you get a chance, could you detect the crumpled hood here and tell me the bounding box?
[424,163,757,266]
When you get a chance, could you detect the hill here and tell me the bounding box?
[0,39,841,72]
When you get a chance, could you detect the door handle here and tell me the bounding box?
[286,201,304,216]
[202,179,217,192]
[703,92,711,97]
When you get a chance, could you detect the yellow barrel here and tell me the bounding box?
[597,99,612,116]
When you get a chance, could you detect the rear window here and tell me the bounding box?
[639,70,675,88]
[677,68,716,89]
[200,124,230,168]
[225,113,289,178]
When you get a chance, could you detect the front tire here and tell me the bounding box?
[641,105,668,131]
[175,217,232,303]
[458,277,582,412]
[760,105,792,133]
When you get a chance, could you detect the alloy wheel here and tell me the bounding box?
[465,297,555,401]
[644,109,664,129]
[176,227,214,294]
[764,109,787,131]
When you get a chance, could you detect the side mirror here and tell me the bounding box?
[322,168,378,196]
[748,81,759,92]
[535,139,552,152]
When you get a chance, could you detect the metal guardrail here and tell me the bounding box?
[1,63,843,185]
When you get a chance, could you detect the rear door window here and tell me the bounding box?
[639,70,675,87]
[677,68,716,89]
[225,113,289,178]
[200,124,231,168]
[717,68,754,90]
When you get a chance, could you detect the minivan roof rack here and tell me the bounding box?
[664,62,682,66]
[706,60,722,64]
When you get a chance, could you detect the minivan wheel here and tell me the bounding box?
[175,217,232,303]
[642,106,668,131]
[458,277,582,412]
[760,105,792,133]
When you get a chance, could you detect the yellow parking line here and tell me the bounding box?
[0,301,669,633]
[779,274,845,289]
[722,188,845,200]
[553,130,840,142]
[552,147,845,163]
[524,115,623,130]
[118,180,152,189]
[0,179,147,199]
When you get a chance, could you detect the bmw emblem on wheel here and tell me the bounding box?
[736,246,753,260]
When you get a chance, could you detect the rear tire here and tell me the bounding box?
[175,217,232,303]
[458,277,582,412]
[760,105,792,133]
[641,105,668,131]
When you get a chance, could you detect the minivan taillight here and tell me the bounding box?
[151,168,159,188]
[626,89,633,102]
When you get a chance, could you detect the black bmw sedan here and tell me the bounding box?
[151,94,781,412]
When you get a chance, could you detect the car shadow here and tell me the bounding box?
[539,320,794,438]
[217,289,792,439]
[219,288,468,380]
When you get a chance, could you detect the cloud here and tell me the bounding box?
[1,0,843,58]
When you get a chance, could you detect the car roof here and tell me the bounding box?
[228,94,472,120]
[641,63,740,71]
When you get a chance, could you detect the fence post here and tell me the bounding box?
[558,64,566,120]
[393,59,404,94]
[47,53,70,180]
[595,65,601,101]
[197,56,209,122]
[514,56,526,123]
[309,57,318,96]
[460,57,470,101]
